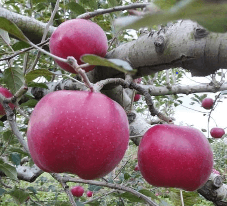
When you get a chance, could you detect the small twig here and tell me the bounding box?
[16,106,30,120]
[180,190,184,206]
[114,157,131,180]
[0,39,49,62]
[83,190,116,204]
[51,173,77,206]
[77,3,149,19]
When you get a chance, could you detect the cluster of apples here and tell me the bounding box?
[202,98,225,138]
[71,186,93,198]
[0,19,216,193]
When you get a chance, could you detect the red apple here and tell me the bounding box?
[71,186,84,197]
[27,90,129,179]
[201,98,214,110]
[210,127,225,138]
[86,191,93,197]
[134,78,142,84]
[134,94,141,102]
[138,124,213,191]
[0,86,15,116]
[49,19,108,74]
[134,164,140,171]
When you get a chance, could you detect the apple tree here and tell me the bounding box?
[0,0,227,205]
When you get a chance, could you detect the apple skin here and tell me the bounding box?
[210,127,225,138]
[138,124,213,191]
[0,86,15,116]
[71,186,84,197]
[49,19,108,74]
[134,94,141,102]
[134,164,140,171]
[201,98,214,110]
[86,191,93,197]
[27,90,129,180]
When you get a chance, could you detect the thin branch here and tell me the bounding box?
[83,190,116,204]
[60,175,158,206]
[77,3,149,19]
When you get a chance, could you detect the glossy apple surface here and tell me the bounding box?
[27,90,129,179]
[71,186,84,197]
[138,124,213,191]
[134,94,141,102]
[0,86,15,116]
[201,98,214,110]
[86,191,93,197]
[49,19,108,74]
[210,127,225,138]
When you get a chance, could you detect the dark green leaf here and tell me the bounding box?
[0,188,6,196]
[75,201,84,206]
[12,41,30,51]
[88,185,103,192]
[201,129,207,132]
[3,130,14,141]
[0,28,10,46]
[0,17,30,43]
[10,153,21,166]
[115,192,145,203]
[8,187,30,204]
[27,82,48,89]
[0,163,17,180]
[0,121,4,127]
[66,2,86,15]
[26,186,37,194]
[25,69,55,83]
[20,99,38,108]
[3,67,24,94]
[81,55,137,75]
[9,148,29,156]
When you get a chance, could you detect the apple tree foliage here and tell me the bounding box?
[0,0,227,205]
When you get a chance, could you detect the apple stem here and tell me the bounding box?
[67,56,94,91]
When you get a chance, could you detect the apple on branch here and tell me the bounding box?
[138,124,213,191]
[27,90,129,180]
[49,19,108,73]
[210,127,225,138]
[201,98,214,110]
[0,86,15,116]
[86,191,93,197]
[71,186,84,197]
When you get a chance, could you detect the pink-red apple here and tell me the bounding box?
[134,94,141,102]
[138,124,213,191]
[49,19,108,74]
[134,78,142,84]
[0,86,15,116]
[27,90,129,179]
[134,164,140,171]
[71,186,84,197]
[86,191,93,197]
[210,127,225,138]
[201,98,214,110]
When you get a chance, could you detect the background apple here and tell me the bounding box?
[49,19,108,74]
[27,90,129,180]
[134,78,142,84]
[138,124,213,191]
[0,86,15,116]
[201,98,214,110]
[134,164,140,171]
[86,191,93,197]
[71,186,84,197]
[210,127,225,138]
[134,94,141,102]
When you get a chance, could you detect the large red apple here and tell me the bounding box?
[138,124,213,191]
[201,98,214,110]
[27,90,129,179]
[0,86,15,116]
[49,19,108,74]
[210,127,225,138]
[71,186,84,197]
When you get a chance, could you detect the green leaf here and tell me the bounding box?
[115,0,227,33]
[26,186,37,194]
[81,55,137,75]
[0,121,4,127]
[115,192,145,203]
[66,2,86,15]
[10,153,21,166]
[20,99,38,108]
[139,189,159,201]
[0,163,17,180]
[12,41,30,51]
[0,17,30,43]
[75,201,85,206]
[8,187,30,205]
[9,148,29,156]
[0,28,10,46]
[3,67,24,94]
[0,187,6,196]
[27,82,48,89]
[88,185,103,192]
[25,69,55,83]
